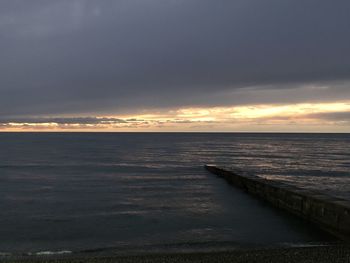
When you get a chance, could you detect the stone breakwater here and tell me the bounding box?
[205,165,350,241]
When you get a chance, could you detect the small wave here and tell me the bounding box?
[30,250,72,256]
[280,242,333,248]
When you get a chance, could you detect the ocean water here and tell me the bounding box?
[0,133,348,255]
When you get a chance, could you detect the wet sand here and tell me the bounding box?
[3,245,350,263]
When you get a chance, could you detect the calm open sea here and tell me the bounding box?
[0,133,348,255]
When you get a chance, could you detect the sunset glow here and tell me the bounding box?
[2,101,350,132]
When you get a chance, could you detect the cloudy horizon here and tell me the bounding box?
[1,0,350,132]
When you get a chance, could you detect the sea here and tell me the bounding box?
[0,133,349,255]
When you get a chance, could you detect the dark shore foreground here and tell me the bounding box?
[3,246,350,263]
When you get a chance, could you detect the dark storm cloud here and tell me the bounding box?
[1,0,350,117]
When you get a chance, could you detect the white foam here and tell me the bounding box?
[34,250,72,256]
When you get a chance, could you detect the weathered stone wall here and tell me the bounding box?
[205,165,350,241]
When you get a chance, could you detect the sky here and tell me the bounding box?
[1,0,350,132]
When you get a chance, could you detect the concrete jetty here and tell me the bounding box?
[205,165,350,241]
